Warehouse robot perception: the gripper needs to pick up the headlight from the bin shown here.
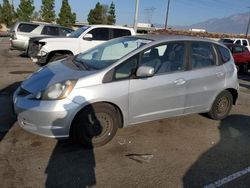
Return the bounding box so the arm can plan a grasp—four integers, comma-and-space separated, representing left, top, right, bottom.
36, 80, 77, 100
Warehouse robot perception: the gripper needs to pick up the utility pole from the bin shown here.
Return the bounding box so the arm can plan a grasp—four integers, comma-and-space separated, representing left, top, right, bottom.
165, 0, 171, 30
134, 0, 139, 33
246, 7, 250, 38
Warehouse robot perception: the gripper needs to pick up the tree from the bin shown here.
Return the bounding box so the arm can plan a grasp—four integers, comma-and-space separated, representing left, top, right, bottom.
16, 0, 35, 22
107, 2, 116, 25
87, 2, 116, 25
57, 0, 76, 27
32, 11, 41, 21
40, 0, 56, 23
0, 0, 16, 27
87, 2, 105, 24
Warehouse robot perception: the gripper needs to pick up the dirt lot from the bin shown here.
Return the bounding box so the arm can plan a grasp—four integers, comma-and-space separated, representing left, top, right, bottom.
1, 37, 250, 188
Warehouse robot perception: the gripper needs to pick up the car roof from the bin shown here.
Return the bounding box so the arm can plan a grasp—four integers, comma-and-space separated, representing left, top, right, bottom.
128, 34, 222, 44
88, 24, 134, 31
14, 21, 72, 29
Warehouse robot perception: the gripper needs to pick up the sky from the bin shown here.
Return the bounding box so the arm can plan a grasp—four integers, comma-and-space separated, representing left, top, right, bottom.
5, 0, 250, 26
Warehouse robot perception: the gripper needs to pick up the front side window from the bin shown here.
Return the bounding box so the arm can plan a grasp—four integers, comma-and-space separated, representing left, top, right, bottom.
88, 28, 110, 40
139, 42, 185, 74
75, 37, 152, 70
191, 42, 216, 69
114, 56, 138, 80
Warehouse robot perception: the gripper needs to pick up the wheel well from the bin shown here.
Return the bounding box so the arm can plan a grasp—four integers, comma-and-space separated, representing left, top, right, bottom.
47, 50, 73, 62
70, 102, 124, 134
226, 88, 238, 105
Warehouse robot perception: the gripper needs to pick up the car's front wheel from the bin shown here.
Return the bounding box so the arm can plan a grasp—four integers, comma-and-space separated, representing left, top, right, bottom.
207, 90, 233, 120
71, 103, 121, 148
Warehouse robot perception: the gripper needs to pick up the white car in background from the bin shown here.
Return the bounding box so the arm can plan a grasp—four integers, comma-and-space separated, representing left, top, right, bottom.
29, 25, 136, 66
10, 21, 74, 52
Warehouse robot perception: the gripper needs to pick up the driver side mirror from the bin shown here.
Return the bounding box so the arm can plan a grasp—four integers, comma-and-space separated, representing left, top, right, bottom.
83, 33, 93, 41
136, 66, 155, 78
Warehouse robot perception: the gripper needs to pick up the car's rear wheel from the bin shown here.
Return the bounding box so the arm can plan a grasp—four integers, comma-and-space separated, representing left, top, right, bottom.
207, 90, 233, 120
71, 103, 121, 148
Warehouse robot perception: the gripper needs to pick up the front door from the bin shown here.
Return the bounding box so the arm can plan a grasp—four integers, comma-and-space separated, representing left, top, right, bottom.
128, 42, 188, 124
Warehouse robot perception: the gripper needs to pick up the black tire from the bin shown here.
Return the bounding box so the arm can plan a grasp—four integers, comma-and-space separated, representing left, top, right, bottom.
49, 54, 70, 63
207, 90, 233, 120
71, 103, 121, 148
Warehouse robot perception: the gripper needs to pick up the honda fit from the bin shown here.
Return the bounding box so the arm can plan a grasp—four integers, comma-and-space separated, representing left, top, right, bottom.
13, 35, 239, 147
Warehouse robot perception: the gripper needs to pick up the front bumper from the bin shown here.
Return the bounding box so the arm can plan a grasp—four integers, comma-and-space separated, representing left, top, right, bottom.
13, 88, 81, 138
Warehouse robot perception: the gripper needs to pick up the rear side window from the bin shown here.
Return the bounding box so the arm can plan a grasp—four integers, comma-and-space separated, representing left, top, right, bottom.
218, 46, 231, 63
243, 40, 248, 46
17, 23, 39, 32
191, 42, 216, 69
88, 28, 110, 40
41, 26, 59, 36
112, 29, 131, 39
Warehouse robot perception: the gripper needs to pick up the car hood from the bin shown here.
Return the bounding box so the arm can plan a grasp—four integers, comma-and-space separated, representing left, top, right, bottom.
30, 36, 65, 43
21, 58, 96, 94
40, 37, 78, 43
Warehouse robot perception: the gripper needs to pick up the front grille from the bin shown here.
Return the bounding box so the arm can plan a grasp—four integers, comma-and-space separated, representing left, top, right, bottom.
18, 88, 31, 97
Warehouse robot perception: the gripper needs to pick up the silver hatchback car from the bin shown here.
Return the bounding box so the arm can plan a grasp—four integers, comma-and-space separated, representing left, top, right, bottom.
13, 35, 239, 148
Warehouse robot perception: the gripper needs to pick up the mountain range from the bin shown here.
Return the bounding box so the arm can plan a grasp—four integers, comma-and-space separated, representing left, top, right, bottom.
156, 12, 250, 34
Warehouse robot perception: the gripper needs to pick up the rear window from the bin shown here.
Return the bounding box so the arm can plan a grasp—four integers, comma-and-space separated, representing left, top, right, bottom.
17, 23, 39, 33
112, 29, 131, 38
218, 46, 231, 63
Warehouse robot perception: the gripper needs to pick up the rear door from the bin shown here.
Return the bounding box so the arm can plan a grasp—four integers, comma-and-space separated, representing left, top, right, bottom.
184, 42, 226, 114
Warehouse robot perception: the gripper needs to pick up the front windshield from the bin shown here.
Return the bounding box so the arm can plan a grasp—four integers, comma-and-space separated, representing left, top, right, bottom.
69, 26, 90, 38
75, 37, 152, 70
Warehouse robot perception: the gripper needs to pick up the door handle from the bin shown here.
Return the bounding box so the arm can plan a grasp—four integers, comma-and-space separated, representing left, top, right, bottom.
174, 78, 186, 85
216, 72, 225, 77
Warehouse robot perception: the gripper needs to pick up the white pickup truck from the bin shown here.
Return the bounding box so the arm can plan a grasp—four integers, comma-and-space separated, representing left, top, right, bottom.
220, 38, 250, 51
29, 25, 136, 65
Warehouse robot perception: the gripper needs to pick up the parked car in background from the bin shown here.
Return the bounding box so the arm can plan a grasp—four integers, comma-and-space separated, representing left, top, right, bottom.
220, 38, 250, 51
29, 25, 136, 66
10, 22, 74, 52
14, 35, 239, 148
225, 43, 250, 72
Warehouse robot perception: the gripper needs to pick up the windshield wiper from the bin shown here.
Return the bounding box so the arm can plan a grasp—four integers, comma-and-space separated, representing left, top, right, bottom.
73, 57, 88, 70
